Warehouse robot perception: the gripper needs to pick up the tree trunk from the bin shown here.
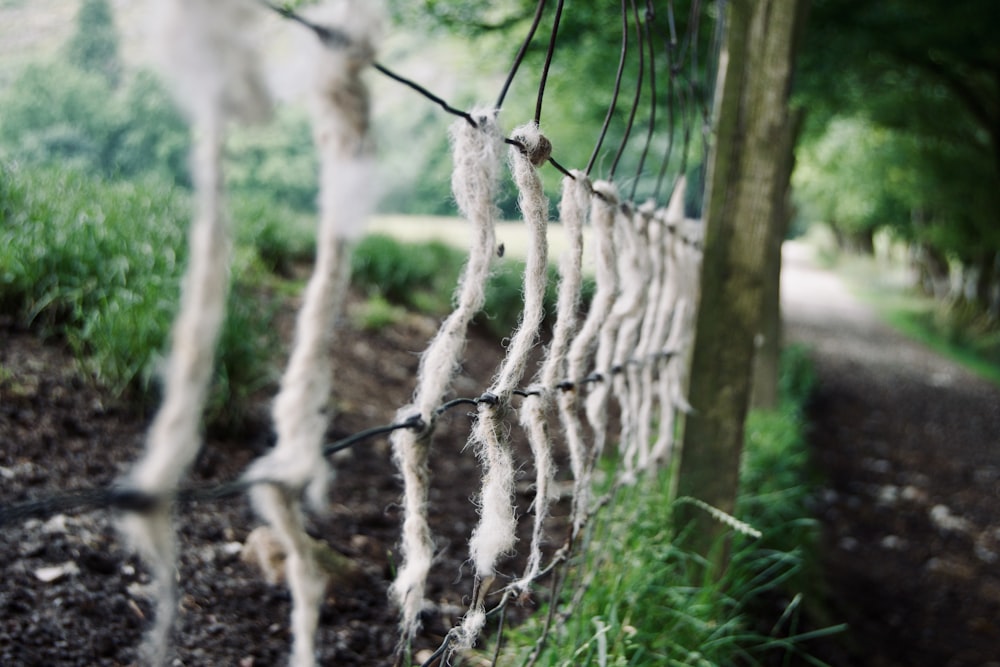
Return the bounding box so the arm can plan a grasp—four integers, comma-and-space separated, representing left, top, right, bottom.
751, 108, 804, 411
674, 0, 806, 568
913, 242, 951, 299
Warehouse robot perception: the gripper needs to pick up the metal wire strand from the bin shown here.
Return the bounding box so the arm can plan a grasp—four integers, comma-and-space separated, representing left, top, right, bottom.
495, 0, 549, 112
0, 333, 707, 529
585, 0, 630, 177
534, 0, 566, 124
630, 1, 658, 201
609, 0, 645, 181
258, 0, 479, 128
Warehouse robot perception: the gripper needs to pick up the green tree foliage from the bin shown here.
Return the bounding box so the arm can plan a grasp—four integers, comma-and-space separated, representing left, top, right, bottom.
0, 0, 191, 186
0, 61, 122, 172
65, 0, 121, 86
0, 62, 190, 185
795, 0, 1000, 306
117, 70, 191, 186
225, 108, 319, 212
793, 118, 915, 251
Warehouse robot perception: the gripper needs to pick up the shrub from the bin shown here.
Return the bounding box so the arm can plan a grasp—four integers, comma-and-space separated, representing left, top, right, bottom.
231, 192, 317, 276
0, 62, 190, 185
350, 233, 464, 313
0, 163, 279, 424
0, 165, 188, 380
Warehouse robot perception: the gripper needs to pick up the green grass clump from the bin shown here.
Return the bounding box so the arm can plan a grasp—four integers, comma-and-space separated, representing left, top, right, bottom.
232, 192, 317, 277
0, 163, 285, 423
498, 347, 838, 666
1, 164, 188, 394
350, 232, 594, 339
353, 294, 406, 332
350, 233, 464, 314
0, 164, 592, 429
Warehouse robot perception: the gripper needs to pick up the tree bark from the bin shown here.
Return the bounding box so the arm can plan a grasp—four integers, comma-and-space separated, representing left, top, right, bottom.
751, 108, 804, 411
674, 0, 806, 567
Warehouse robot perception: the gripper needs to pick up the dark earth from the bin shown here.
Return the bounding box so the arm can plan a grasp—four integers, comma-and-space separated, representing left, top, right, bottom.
0, 289, 568, 667
2, 244, 999, 666
783, 244, 1000, 667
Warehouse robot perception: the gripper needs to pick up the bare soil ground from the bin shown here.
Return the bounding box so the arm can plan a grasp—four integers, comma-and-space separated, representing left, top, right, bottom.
0, 295, 564, 666
782, 243, 1000, 667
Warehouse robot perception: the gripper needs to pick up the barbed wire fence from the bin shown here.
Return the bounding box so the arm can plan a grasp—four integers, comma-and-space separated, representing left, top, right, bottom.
0, 0, 728, 665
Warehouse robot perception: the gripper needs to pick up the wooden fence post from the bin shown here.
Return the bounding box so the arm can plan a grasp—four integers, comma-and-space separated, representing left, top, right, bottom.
674, 0, 806, 571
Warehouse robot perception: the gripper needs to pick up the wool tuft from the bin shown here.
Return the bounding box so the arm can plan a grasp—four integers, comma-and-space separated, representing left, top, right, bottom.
579, 182, 621, 465
634, 203, 667, 465
123, 109, 229, 666
650, 179, 697, 465
562, 180, 618, 533
149, 0, 271, 125
608, 206, 651, 477
462, 122, 550, 648
467, 123, 550, 568
389, 109, 503, 639
517, 167, 587, 590
242, 4, 382, 665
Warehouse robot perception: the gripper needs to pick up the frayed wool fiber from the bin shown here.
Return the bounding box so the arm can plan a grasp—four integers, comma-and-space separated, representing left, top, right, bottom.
645, 180, 691, 466
389, 109, 503, 639
582, 183, 624, 462
241, 4, 382, 666
633, 206, 667, 465
517, 167, 587, 591
467, 124, 550, 576
561, 179, 618, 533
459, 122, 551, 647
148, 0, 271, 125
608, 207, 651, 478
122, 0, 275, 657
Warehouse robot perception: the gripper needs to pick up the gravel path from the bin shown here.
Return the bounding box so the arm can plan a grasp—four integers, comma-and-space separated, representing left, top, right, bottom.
781, 242, 1000, 667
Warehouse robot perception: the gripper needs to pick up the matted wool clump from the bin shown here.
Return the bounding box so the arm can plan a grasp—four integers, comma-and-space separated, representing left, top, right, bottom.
517, 167, 588, 592
455, 123, 551, 649
242, 4, 383, 666
120, 1, 272, 663
389, 109, 504, 639
562, 180, 619, 534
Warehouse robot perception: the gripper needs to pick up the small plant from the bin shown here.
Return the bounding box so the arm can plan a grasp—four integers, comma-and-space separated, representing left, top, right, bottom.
353, 294, 405, 332
232, 192, 317, 276
496, 347, 840, 666
350, 233, 464, 313
0, 163, 287, 425
0, 164, 189, 394
349, 232, 595, 339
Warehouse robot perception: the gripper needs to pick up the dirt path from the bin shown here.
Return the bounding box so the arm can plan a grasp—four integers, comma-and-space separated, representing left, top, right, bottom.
781, 242, 1000, 667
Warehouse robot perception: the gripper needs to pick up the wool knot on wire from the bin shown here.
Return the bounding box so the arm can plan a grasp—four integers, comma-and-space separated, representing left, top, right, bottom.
511, 125, 553, 167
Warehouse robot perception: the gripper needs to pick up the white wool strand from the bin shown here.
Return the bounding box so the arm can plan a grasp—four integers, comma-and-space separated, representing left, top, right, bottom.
510, 131, 581, 593
244, 6, 380, 664
608, 207, 651, 478
460, 122, 550, 646
150, 0, 271, 125
389, 109, 503, 638
582, 183, 624, 462
561, 180, 617, 533
647, 181, 691, 466
632, 203, 665, 468
123, 112, 229, 665
517, 170, 587, 589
